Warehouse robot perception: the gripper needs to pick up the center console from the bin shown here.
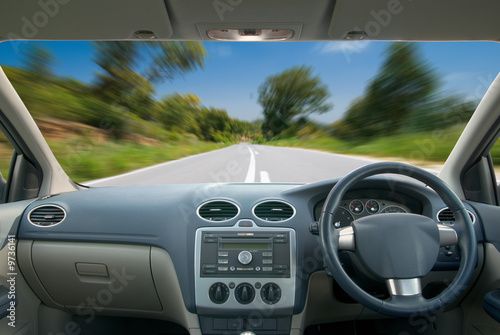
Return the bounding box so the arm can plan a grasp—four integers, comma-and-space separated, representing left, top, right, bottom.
194, 220, 296, 334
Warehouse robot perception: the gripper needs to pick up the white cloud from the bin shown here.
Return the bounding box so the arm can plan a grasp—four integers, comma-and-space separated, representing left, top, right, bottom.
442, 71, 480, 83
315, 41, 371, 54
216, 44, 232, 57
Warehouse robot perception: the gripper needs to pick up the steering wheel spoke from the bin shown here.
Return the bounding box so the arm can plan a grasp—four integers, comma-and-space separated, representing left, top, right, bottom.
386, 278, 422, 297
338, 226, 355, 250
438, 224, 458, 246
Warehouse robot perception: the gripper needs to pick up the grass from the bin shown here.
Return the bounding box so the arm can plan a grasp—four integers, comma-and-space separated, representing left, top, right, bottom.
269, 126, 466, 166
46, 137, 229, 183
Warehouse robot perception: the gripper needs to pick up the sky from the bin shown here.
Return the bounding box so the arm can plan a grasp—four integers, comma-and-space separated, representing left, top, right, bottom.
0, 40, 499, 124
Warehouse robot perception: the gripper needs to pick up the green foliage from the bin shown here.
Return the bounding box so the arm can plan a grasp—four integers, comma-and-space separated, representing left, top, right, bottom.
20, 43, 56, 79
91, 41, 207, 120
157, 93, 202, 133
271, 125, 466, 164
258, 66, 332, 139
334, 43, 441, 141
47, 136, 228, 182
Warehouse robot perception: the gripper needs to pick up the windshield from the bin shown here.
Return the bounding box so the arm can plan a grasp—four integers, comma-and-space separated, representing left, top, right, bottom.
0, 41, 499, 186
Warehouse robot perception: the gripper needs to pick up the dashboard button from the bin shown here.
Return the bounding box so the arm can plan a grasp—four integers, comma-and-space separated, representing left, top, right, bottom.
262, 251, 273, 257
218, 259, 228, 264
218, 251, 228, 257
228, 318, 242, 330
213, 318, 227, 330
202, 264, 217, 274
262, 319, 277, 330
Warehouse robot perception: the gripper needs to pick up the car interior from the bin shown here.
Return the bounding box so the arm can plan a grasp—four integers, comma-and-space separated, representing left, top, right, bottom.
1, 1, 500, 334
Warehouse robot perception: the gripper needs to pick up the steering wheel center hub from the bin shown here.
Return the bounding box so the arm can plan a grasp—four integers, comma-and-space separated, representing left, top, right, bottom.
353, 213, 440, 279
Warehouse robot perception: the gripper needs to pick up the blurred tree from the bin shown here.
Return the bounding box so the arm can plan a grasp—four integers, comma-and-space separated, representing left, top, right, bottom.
92, 41, 207, 119
258, 66, 332, 139
21, 44, 56, 79
197, 107, 233, 142
336, 43, 439, 140
157, 93, 202, 133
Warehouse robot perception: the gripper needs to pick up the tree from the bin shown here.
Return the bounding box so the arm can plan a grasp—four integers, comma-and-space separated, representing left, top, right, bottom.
157, 93, 202, 133
92, 41, 207, 119
21, 44, 56, 79
258, 66, 332, 139
196, 107, 233, 142
335, 43, 439, 140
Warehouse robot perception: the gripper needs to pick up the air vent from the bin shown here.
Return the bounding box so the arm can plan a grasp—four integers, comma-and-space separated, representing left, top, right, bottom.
253, 201, 295, 222
28, 205, 66, 227
198, 200, 239, 222
437, 207, 475, 224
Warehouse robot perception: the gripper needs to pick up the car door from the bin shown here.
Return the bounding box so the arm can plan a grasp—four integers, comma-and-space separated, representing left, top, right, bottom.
0, 66, 79, 334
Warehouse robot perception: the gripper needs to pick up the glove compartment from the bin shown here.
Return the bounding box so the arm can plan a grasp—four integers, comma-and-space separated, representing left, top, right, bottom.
28, 241, 162, 312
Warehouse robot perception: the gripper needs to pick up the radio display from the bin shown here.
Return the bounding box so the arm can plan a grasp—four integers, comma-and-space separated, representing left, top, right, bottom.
221, 243, 270, 250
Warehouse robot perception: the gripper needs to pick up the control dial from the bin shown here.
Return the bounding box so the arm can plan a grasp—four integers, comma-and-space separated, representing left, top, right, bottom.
235, 283, 255, 304
238, 250, 253, 265
261, 283, 281, 305
209, 282, 229, 304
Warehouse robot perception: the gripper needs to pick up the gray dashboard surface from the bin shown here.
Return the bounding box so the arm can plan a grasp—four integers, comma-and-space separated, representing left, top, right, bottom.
16, 177, 482, 313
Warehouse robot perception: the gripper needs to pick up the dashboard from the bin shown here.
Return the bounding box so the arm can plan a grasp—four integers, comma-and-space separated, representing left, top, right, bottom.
13, 176, 484, 335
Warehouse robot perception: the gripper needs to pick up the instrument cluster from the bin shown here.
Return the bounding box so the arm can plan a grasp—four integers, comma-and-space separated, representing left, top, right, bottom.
314, 198, 411, 229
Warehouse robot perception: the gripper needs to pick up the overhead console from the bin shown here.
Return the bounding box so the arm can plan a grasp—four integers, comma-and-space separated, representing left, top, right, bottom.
195, 220, 296, 334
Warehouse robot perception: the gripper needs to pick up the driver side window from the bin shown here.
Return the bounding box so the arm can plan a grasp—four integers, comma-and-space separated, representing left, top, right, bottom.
0, 130, 13, 203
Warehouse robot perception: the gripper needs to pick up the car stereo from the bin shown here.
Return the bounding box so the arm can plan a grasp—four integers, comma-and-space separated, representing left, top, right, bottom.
194, 220, 296, 315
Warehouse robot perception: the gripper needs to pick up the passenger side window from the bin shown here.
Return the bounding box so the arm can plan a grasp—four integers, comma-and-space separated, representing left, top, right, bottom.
491, 138, 500, 185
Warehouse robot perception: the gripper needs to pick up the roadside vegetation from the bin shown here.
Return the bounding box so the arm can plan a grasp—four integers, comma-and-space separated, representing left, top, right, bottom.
1, 41, 483, 182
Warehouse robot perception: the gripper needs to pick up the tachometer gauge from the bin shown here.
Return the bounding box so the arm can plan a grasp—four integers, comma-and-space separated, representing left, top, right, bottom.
365, 200, 380, 214
333, 207, 354, 228
380, 205, 407, 213
349, 200, 364, 214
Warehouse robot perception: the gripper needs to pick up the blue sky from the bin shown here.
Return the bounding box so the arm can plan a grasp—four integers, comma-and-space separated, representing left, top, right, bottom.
0, 40, 499, 124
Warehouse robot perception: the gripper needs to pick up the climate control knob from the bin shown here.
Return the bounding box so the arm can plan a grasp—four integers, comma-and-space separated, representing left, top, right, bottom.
209, 282, 229, 304
238, 250, 253, 265
235, 283, 255, 304
261, 283, 281, 304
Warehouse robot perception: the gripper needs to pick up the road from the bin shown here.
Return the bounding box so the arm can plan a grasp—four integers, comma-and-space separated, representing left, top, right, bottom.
85, 144, 379, 187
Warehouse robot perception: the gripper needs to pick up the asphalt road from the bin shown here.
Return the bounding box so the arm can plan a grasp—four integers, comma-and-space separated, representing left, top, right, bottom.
85, 144, 378, 187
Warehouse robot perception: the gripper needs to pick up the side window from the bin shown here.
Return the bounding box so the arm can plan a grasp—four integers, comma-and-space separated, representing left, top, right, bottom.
491, 138, 500, 185
0, 130, 13, 203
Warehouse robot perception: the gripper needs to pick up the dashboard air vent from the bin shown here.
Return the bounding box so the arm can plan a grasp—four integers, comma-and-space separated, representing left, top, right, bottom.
437, 207, 475, 224
253, 201, 295, 222
28, 205, 66, 227
198, 200, 239, 221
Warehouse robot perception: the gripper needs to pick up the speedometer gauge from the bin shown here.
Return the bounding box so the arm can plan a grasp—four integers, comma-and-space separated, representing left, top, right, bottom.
380, 205, 407, 213
333, 207, 354, 228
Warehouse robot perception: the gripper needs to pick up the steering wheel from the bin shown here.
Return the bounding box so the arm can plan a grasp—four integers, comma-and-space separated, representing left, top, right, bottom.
319, 162, 477, 317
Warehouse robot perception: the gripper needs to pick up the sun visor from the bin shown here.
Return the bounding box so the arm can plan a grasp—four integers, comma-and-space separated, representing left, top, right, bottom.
329, 0, 500, 41
0, 0, 173, 41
